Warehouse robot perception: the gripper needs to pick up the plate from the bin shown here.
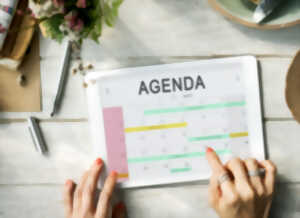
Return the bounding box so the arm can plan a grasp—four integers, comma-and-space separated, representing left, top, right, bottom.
286, 50, 300, 123
208, 0, 300, 29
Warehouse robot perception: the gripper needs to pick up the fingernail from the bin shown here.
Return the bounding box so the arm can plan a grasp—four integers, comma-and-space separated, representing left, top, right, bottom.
116, 202, 126, 210
206, 147, 214, 153
111, 171, 118, 178
95, 158, 103, 165
65, 179, 72, 186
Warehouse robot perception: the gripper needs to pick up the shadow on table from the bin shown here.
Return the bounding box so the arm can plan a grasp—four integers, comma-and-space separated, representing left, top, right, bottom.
114, 176, 300, 218
270, 176, 300, 218
153, 0, 300, 51
228, 21, 300, 49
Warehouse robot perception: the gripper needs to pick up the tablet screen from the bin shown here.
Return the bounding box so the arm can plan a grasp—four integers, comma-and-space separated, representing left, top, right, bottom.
85, 56, 264, 188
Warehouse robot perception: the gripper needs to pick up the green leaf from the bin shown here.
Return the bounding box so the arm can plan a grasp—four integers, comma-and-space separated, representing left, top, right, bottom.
41, 14, 64, 42
89, 18, 102, 43
103, 0, 123, 27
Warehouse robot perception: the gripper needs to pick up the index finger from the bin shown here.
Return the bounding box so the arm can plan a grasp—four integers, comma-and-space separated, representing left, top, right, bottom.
206, 147, 226, 174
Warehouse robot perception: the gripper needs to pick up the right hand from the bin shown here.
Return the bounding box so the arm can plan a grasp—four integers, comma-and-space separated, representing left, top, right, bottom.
206, 147, 277, 218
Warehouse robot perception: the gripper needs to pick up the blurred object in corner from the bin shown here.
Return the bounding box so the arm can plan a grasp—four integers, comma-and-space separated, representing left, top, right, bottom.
208, 0, 300, 29
0, 0, 19, 50
0, 0, 41, 112
0, 33, 41, 112
0, 0, 36, 70
253, 0, 283, 23
285, 50, 300, 123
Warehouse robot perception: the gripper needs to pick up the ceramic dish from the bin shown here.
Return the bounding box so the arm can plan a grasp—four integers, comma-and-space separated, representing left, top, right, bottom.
208, 0, 300, 29
286, 50, 300, 123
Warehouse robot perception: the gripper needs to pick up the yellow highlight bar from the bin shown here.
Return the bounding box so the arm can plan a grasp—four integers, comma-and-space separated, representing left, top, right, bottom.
117, 173, 129, 179
229, 132, 248, 138
125, 122, 187, 133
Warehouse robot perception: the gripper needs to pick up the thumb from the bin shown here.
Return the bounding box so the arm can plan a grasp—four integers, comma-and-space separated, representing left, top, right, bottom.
112, 202, 127, 218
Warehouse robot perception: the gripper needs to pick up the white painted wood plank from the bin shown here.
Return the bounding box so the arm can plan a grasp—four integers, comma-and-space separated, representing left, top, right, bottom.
81, 0, 300, 59
260, 58, 293, 118
0, 121, 299, 184
0, 183, 299, 218
265, 121, 300, 183
0, 184, 215, 218
0, 122, 93, 184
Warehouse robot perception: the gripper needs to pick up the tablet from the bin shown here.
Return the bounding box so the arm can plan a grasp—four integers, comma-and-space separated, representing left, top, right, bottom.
85, 56, 265, 188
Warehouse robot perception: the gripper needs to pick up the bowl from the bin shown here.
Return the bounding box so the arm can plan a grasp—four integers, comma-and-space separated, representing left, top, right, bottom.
286, 50, 300, 123
208, 0, 300, 29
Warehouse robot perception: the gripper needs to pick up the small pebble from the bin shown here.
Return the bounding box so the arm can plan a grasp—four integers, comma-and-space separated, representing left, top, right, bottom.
83, 82, 88, 88
79, 63, 84, 71
17, 74, 26, 86
72, 68, 77, 75
87, 64, 93, 69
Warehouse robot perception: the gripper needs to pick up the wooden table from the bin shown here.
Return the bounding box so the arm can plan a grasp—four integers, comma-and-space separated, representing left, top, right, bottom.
1, 1, 300, 217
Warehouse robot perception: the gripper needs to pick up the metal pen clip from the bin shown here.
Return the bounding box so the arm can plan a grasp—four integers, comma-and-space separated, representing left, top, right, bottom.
27, 117, 48, 155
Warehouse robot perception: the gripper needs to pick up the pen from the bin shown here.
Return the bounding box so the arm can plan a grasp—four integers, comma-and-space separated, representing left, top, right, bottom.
28, 117, 48, 154
51, 40, 72, 117
253, 0, 282, 23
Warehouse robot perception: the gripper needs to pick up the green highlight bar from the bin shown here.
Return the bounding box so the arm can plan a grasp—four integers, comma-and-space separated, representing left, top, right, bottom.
170, 167, 192, 173
144, 101, 246, 115
188, 132, 248, 142
127, 149, 231, 163
189, 134, 229, 142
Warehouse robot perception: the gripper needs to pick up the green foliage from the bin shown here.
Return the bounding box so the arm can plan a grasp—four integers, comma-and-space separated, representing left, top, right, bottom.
42, 0, 123, 43
42, 14, 64, 42
103, 0, 123, 27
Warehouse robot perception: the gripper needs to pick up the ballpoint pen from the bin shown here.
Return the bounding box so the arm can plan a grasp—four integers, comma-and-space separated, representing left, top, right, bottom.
28, 116, 48, 154
51, 40, 72, 117
253, 0, 282, 23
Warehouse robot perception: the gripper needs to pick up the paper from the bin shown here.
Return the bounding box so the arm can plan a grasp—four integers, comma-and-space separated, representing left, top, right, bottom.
0, 33, 41, 112
85, 56, 265, 188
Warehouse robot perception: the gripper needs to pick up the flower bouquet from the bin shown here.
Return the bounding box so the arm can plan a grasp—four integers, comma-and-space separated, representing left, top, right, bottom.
29, 0, 123, 44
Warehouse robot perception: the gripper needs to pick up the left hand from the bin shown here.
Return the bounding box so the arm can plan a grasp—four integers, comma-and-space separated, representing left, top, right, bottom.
63, 158, 126, 218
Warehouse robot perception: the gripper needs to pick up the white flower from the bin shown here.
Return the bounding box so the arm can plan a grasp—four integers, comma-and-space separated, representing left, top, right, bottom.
29, 0, 63, 18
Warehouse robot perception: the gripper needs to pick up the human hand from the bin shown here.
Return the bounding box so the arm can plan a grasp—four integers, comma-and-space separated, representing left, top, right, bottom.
206, 147, 277, 218
63, 158, 126, 218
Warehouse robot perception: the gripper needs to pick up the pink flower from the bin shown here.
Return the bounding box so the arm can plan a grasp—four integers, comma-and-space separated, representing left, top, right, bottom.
16, 9, 24, 15
64, 11, 84, 32
52, 0, 64, 7
73, 19, 83, 31
76, 0, 86, 8
0, 24, 6, 33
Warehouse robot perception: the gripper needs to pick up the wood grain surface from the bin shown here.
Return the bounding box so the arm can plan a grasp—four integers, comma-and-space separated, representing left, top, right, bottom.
0, 0, 299, 217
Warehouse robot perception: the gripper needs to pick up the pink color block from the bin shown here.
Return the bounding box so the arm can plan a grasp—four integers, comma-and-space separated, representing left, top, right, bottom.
103, 107, 129, 182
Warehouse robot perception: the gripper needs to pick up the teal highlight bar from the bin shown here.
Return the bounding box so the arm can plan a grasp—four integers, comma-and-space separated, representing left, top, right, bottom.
189, 134, 229, 142
170, 167, 192, 173
127, 149, 231, 163
144, 101, 246, 115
